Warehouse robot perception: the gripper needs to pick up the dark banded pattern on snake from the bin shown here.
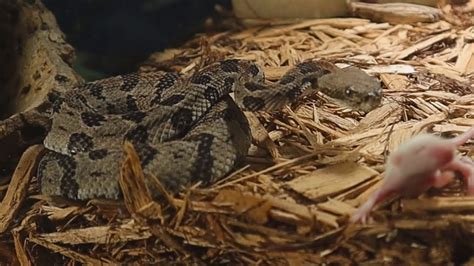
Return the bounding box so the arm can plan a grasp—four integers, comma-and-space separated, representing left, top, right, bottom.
37, 59, 382, 200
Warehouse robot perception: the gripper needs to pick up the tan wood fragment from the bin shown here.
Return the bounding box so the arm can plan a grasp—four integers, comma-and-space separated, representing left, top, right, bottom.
245, 112, 280, 159
356, 102, 403, 133
337, 176, 383, 205
432, 124, 473, 133
119, 142, 163, 221
312, 30, 332, 42
336, 113, 447, 144
402, 197, 474, 212
424, 64, 467, 82
380, 73, 410, 91
0, 145, 43, 234
455, 43, 474, 74
37, 220, 152, 245
266, 196, 314, 222
449, 118, 474, 126
287, 162, 379, 201
285, 107, 321, 149
28, 237, 111, 265
310, 25, 364, 41
13, 229, 30, 266
256, 18, 370, 38
317, 198, 357, 216
396, 31, 453, 60
411, 91, 461, 101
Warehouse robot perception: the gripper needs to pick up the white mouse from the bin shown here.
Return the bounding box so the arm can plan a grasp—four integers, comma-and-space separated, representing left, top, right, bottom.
350, 126, 474, 223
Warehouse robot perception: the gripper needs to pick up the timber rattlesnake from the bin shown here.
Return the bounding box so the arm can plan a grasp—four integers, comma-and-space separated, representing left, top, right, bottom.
34, 59, 382, 200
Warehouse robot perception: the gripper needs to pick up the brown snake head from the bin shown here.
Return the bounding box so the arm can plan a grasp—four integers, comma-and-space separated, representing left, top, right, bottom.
317, 66, 382, 113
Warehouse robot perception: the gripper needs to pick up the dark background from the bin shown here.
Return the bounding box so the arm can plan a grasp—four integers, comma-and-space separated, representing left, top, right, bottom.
43, 0, 232, 80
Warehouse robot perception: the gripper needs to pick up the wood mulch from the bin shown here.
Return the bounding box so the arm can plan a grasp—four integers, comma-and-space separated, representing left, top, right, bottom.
1, 2, 474, 265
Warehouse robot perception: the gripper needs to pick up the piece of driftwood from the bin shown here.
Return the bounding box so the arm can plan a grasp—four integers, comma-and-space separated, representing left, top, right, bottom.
348, 1, 443, 24
0, 0, 81, 201
0, 0, 81, 118
232, 0, 349, 19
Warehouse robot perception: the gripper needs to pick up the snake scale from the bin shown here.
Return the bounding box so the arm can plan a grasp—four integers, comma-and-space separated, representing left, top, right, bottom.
36, 59, 382, 200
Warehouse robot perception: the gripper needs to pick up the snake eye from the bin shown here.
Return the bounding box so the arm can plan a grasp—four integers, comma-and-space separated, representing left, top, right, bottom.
345, 86, 355, 97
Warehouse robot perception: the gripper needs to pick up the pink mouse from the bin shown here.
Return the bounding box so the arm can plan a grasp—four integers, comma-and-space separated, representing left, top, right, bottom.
350, 126, 474, 223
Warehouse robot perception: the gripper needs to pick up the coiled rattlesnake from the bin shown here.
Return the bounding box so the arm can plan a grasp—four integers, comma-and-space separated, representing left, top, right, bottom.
35, 59, 382, 200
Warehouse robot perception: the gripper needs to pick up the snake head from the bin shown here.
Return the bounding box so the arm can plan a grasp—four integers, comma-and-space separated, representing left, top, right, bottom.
317, 67, 382, 113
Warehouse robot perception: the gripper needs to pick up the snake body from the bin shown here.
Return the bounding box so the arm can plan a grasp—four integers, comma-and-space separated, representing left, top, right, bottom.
37, 59, 382, 200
